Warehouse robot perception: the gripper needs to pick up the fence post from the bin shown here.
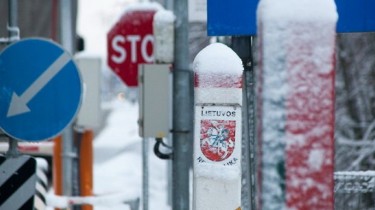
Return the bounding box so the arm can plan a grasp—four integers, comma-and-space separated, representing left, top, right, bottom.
53, 136, 63, 210
193, 43, 243, 210
79, 129, 93, 210
256, 0, 338, 209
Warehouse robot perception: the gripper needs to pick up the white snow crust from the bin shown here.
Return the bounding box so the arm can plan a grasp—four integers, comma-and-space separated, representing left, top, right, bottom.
154, 9, 175, 23
122, 1, 163, 13
193, 43, 243, 75
153, 9, 175, 63
258, 0, 338, 22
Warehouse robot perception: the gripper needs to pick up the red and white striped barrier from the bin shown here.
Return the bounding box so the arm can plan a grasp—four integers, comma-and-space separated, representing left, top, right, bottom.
0, 141, 53, 156
256, 0, 337, 209
193, 43, 243, 210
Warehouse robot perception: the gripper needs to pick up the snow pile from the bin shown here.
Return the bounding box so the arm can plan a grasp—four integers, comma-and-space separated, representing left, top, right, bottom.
93, 100, 170, 210
153, 9, 175, 63
193, 43, 243, 105
257, 0, 337, 209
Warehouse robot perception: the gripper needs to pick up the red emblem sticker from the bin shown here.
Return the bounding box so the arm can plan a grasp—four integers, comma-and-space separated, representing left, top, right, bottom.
200, 120, 236, 162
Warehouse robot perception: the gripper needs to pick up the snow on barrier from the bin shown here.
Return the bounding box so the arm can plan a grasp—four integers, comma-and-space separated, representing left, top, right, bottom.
193, 43, 243, 210
334, 171, 375, 193
256, 0, 338, 209
334, 171, 375, 209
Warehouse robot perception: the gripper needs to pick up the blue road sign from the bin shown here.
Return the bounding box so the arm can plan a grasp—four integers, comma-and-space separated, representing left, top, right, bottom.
208, 0, 375, 35
0, 38, 82, 142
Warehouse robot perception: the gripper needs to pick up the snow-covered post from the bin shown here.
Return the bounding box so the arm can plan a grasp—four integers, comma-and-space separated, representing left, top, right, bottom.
256, 0, 337, 209
153, 9, 175, 63
193, 43, 243, 210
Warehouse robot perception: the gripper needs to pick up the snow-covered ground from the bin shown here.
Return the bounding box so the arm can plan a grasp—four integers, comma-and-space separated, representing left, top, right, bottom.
93, 99, 170, 210
47, 99, 170, 209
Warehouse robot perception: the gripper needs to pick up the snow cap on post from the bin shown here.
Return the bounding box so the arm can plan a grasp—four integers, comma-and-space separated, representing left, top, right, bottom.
120, 1, 163, 13
153, 9, 175, 63
193, 43, 243, 105
257, 0, 338, 22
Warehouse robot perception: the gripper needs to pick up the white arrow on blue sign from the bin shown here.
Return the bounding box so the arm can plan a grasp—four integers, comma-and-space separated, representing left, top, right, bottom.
0, 38, 82, 142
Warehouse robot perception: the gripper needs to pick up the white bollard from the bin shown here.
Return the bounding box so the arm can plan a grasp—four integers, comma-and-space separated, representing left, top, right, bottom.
256, 0, 338, 209
193, 43, 243, 210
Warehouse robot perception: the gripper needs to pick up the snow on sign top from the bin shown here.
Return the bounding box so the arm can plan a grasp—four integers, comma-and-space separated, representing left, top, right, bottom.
154, 9, 175, 23
193, 43, 243, 75
257, 0, 338, 22
154, 9, 175, 63
121, 1, 163, 14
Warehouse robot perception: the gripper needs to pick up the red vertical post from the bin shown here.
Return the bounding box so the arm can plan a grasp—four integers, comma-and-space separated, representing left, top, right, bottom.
53, 136, 63, 210
80, 129, 93, 210
256, 0, 338, 209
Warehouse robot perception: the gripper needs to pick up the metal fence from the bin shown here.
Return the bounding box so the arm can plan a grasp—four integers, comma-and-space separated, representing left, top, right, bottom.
335, 171, 375, 209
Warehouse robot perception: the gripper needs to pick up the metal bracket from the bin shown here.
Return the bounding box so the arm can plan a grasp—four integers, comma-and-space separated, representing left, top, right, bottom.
0, 24, 20, 44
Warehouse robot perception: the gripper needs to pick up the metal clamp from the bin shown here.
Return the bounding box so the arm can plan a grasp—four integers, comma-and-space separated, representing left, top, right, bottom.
0, 25, 20, 44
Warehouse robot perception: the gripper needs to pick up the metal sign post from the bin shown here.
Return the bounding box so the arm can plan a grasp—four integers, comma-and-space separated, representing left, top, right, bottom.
6, 0, 19, 158
193, 43, 243, 210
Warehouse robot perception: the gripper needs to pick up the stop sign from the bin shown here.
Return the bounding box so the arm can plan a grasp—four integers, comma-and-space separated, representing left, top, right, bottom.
107, 8, 157, 87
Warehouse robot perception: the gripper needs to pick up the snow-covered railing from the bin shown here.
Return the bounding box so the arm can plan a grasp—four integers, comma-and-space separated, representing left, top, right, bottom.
334, 171, 375, 193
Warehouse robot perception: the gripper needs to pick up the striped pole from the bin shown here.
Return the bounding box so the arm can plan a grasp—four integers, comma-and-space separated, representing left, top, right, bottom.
256, 0, 337, 209
0, 155, 37, 209
35, 158, 49, 210
193, 43, 243, 210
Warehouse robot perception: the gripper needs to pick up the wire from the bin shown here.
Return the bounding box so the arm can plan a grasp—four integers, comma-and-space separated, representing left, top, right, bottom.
153, 138, 173, 160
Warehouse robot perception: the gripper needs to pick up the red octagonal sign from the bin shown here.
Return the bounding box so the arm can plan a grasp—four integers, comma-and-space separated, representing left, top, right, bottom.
107, 7, 158, 87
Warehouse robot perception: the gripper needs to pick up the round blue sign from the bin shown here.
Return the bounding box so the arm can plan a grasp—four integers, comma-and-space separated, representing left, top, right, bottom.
0, 38, 82, 142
